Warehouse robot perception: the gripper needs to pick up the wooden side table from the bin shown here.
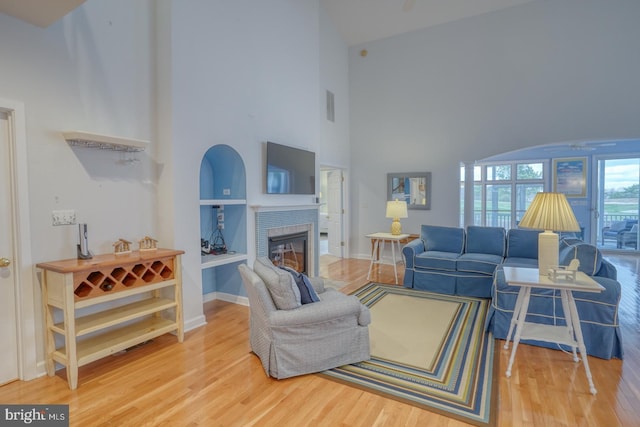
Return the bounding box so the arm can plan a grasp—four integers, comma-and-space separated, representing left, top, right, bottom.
502, 266, 604, 395
365, 232, 410, 284
36, 248, 184, 389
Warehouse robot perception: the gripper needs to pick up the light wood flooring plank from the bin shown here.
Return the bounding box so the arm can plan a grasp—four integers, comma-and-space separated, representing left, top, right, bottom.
0, 255, 638, 426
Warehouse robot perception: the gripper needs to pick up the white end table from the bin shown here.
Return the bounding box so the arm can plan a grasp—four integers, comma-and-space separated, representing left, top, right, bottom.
502, 266, 604, 395
365, 232, 409, 284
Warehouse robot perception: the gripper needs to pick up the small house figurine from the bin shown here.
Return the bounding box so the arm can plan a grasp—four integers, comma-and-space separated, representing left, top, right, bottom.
113, 238, 132, 255
139, 236, 158, 251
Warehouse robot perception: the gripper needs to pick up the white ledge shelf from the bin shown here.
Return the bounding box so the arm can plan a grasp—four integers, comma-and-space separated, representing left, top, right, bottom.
201, 252, 248, 269
63, 131, 149, 152
200, 199, 246, 206
250, 204, 320, 212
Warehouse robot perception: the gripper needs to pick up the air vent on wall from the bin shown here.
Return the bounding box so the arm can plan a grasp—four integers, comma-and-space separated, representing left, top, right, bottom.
63, 131, 149, 152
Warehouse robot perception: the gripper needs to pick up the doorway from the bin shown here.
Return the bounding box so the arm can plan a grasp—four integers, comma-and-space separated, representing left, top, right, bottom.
596, 157, 640, 251
319, 167, 345, 260
0, 98, 36, 383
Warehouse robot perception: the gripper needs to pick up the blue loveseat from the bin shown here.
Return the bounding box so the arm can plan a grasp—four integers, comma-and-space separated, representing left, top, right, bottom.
402, 225, 623, 359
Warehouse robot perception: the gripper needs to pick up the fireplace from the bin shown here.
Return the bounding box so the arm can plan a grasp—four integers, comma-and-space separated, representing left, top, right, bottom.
268, 231, 308, 273
254, 205, 319, 276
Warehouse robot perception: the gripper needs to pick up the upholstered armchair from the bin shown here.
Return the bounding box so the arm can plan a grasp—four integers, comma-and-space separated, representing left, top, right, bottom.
238, 257, 370, 379
602, 219, 637, 247
620, 224, 638, 249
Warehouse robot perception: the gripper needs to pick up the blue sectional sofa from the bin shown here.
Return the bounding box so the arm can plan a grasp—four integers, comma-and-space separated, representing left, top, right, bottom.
402, 225, 623, 359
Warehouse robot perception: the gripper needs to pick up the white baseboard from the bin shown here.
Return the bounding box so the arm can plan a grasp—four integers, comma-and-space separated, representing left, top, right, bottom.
203, 291, 249, 306
184, 314, 207, 332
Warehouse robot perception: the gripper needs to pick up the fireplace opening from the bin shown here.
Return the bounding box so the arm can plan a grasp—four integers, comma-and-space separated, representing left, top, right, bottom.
269, 231, 308, 274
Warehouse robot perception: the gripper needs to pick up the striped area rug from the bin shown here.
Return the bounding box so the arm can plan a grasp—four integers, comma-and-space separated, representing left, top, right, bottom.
321, 283, 498, 426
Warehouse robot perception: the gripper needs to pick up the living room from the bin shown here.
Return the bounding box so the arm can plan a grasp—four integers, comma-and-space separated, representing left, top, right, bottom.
1, 0, 639, 425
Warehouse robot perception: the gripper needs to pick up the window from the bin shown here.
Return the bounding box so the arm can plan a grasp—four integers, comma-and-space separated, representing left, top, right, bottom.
462, 162, 546, 230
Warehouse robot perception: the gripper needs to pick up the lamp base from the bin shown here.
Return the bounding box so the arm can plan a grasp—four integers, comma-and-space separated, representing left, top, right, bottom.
538, 230, 559, 275
390, 218, 402, 235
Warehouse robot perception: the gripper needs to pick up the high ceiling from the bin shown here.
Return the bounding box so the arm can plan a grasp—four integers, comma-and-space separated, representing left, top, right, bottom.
321, 0, 536, 46
0, 0, 85, 28
0, 1, 536, 42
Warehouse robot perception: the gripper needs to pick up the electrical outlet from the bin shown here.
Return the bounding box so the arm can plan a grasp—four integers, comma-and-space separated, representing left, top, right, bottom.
218, 223, 224, 230
52, 210, 77, 226
223, 188, 231, 195
217, 213, 224, 222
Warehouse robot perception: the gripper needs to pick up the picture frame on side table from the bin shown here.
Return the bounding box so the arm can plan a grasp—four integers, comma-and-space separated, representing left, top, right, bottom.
553, 158, 586, 198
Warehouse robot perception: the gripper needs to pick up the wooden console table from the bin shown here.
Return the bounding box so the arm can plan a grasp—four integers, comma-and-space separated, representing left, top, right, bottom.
37, 248, 184, 389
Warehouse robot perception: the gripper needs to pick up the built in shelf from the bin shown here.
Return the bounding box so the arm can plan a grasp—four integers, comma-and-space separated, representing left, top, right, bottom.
63, 131, 149, 152
200, 199, 246, 206
201, 252, 248, 269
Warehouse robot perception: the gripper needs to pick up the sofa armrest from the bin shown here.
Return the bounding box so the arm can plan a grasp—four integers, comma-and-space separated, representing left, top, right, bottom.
596, 258, 618, 281
402, 238, 425, 269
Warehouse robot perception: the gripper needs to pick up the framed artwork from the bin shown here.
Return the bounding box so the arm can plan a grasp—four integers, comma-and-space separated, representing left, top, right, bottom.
387, 172, 431, 210
553, 158, 587, 197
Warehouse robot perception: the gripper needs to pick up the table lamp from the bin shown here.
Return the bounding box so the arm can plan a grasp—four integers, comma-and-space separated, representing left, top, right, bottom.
518, 192, 580, 274
386, 199, 408, 235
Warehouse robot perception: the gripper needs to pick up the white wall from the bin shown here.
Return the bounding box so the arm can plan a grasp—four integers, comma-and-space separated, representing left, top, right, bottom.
348, 0, 640, 257
0, 0, 155, 363
158, 0, 328, 329
319, 4, 350, 168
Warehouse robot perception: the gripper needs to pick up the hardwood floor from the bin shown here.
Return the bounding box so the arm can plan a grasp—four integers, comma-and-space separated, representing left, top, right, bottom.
1, 254, 639, 426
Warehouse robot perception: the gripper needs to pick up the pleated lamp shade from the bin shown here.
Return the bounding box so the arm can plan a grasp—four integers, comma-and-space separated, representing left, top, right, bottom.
518, 192, 580, 274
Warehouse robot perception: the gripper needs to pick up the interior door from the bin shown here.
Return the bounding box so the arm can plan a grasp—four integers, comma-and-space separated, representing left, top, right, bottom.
0, 111, 19, 385
326, 169, 343, 257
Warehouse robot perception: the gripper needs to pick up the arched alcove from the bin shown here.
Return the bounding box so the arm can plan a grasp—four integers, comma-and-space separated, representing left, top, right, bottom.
199, 144, 248, 300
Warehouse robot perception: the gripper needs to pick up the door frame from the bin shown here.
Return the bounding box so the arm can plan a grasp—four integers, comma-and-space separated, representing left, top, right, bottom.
1, 97, 37, 381
320, 165, 349, 258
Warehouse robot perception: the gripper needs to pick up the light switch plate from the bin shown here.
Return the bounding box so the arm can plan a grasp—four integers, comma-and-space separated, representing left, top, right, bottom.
52, 210, 77, 226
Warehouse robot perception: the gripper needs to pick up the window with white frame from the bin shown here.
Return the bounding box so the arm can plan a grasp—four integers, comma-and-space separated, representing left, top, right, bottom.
461, 161, 546, 230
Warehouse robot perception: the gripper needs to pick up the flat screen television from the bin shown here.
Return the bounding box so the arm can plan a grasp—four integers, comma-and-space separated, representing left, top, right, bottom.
266, 141, 316, 195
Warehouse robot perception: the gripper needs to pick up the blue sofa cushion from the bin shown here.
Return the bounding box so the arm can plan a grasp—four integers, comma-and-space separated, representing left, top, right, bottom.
559, 238, 602, 276
506, 228, 541, 259
421, 225, 465, 254
466, 226, 506, 257
415, 251, 459, 272
458, 253, 504, 275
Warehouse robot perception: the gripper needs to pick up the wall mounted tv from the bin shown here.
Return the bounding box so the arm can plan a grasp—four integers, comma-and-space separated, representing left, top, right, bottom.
266, 141, 316, 195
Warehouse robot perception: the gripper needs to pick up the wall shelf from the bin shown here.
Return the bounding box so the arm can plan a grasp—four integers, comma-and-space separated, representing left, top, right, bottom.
201, 252, 248, 269
200, 199, 246, 206
63, 131, 149, 152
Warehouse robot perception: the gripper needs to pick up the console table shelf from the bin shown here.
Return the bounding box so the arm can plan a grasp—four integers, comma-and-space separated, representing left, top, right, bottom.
37, 248, 184, 390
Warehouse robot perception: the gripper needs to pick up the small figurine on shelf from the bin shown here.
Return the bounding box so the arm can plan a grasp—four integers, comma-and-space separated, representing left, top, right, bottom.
139, 236, 158, 251
113, 238, 132, 255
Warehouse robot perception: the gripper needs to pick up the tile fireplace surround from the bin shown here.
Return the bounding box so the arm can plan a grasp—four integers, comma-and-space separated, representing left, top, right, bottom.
253, 205, 320, 276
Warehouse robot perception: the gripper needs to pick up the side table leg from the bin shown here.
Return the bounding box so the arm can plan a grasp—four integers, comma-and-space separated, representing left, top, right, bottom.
506, 287, 531, 378
559, 290, 579, 362
391, 240, 398, 284
567, 292, 597, 395
367, 239, 379, 280
504, 285, 526, 350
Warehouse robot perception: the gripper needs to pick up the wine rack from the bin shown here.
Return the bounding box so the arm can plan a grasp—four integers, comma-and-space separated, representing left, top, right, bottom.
37, 249, 184, 389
